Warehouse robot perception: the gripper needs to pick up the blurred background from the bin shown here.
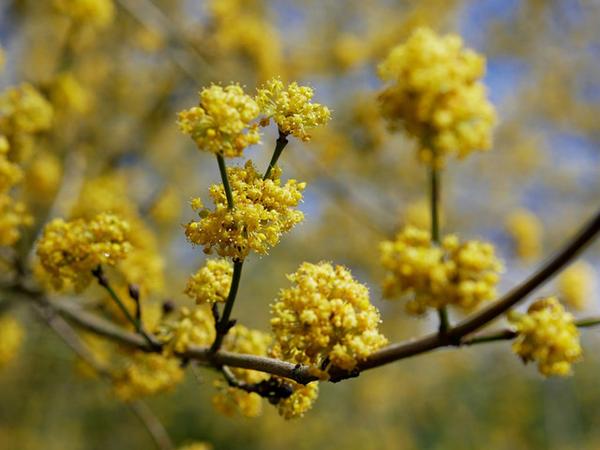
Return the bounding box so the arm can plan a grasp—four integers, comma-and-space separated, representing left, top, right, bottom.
0, 0, 599, 448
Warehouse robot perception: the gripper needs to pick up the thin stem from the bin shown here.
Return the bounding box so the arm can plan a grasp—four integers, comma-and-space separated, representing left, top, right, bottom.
210, 259, 243, 353
575, 317, 600, 328
216, 153, 234, 209
430, 163, 449, 334
263, 130, 289, 180
92, 266, 158, 349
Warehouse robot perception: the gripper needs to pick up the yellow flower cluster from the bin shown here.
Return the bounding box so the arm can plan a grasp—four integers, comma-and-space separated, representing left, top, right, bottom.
277, 381, 319, 420
0, 137, 32, 246
509, 297, 582, 377
380, 226, 503, 314
177, 84, 260, 157
0, 83, 53, 162
185, 161, 305, 260
558, 262, 596, 311
378, 27, 496, 166
0, 316, 24, 368
24, 151, 62, 204
158, 306, 215, 355
70, 173, 165, 295
36, 213, 131, 291
53, 0, 115, 29
256, 77, 331, 141
212, 325, 272, 418
184, 259, 232, 304
113, 352, 184, 401
270, 261, 387, 371
505, 209, 543, 262
50, 72, 92, 115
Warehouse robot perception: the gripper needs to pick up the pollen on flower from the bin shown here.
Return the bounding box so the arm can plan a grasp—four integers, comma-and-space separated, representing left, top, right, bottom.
256, 77, 331, 141
380, 226, 503, 314
378, 27, 496, 166
177, 83, 260, 157
508, 297, 582, 377
36, 213, 131, 291
270, 261, 387, 371
185, 258, 233, 304
157, 306, 215, 355
185, 161, 305, 260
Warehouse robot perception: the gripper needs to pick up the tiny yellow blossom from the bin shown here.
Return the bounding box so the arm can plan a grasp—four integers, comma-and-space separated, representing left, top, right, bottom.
185, 161, 305, 260
256, 77, 331, 141
158, 306, 215, 355
113, 352, 184, 401
184, 258, 232, 304
558, 261, 596, 311
271, 261, 387, 371
36, 213, 131, 291
380, 226, 503, 313
509, 297, 582, 377
53, 0, 115, 29
212, 325, 272, 418
50, 72, 92, 115
378, 27, 495, 166
0, 137, 22, 193
0, 316, 24, 368
177, 84, 260, 157
505, 208, 543, 262
0, 83, 53, 162
276, 381, 319, 420
24, 151, 62, 202
0, 195, 32, 246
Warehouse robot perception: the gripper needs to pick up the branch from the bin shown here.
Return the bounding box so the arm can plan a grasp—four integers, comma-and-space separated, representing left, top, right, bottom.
9, 208, 600, 384
34, 303, 174, 450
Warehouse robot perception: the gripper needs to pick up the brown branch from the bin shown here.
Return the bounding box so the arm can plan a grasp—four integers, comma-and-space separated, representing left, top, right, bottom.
34, 303, 174, 450
8, 208, 600, 385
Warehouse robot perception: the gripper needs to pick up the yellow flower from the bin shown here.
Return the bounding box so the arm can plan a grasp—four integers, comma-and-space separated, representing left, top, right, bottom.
185, 161, 305, 260
24, 151, 62, 203
256, 77, 331, 141
509, 297, 582, 377
378, 27, 495, 166
270, 261, 387, 371
558, 261, 596, 311
158, 306, 215, 355
36, 213, 131, 291
53, 0, 115, 29
185, 259, 233, 304
50, 72, 92, 115
276, 381, 319, 420
380, 226, 503, 313
212, 325, 272, 418
0, 137, 23, 193
0, 316, 24, 368
177, 84, 260, 157
505, 208, 543, 262
0, 83, 53, 162
113, 352, 184, 401
0, 83, 54, 136
0, 195, 32, 246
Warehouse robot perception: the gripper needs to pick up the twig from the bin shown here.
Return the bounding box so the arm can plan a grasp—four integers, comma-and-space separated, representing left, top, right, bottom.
34, 304, 174, 450
9, 208, 600, 385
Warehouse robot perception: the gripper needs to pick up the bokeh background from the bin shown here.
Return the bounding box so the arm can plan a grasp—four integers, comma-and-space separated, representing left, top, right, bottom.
1, 0, 599, 449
